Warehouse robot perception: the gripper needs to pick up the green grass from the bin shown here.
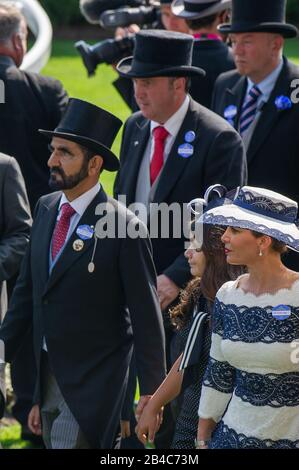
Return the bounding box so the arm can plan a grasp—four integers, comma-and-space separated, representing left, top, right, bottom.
1, 37, 298, 450
0, 424, 33, 449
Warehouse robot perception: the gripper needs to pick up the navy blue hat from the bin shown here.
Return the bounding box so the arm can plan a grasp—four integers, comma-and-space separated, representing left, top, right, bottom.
218, 0, 298, 38
200, 186, 299, 252
39, 98, 122, 172
117, 29, 206, 78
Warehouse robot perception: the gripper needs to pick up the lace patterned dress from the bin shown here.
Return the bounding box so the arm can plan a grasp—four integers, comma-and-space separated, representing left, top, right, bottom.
198, 277, 299, 449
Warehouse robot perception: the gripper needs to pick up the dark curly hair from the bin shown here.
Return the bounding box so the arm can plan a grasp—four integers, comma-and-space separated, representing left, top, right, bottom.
170, 224, 243, 330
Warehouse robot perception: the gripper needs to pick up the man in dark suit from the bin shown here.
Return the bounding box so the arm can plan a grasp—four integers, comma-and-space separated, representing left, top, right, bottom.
171, 0, 235, 109
0, 3, 68, 437
212, 0, 299, 269
114, 29, 247, 447
0, 99, 166, 449
0, 153, 31, 421
0, 154, 31, 323
0, 153, 31, 447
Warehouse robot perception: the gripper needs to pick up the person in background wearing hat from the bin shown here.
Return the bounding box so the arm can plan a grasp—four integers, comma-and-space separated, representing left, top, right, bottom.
172, 0, 235, 109
0, 98, 166, 449
0, 3, 68, 443
196, 185, 299, 449
113, 0, 189, 112
212, 0, 299, 270
114, 29, 247, 447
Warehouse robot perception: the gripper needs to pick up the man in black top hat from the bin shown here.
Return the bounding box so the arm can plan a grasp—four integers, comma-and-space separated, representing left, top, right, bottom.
112, 0, 189, 112
0, 98, 166, 449
212, 0, 299, 269
171, 0, 235, 109
114, 29, 247, 447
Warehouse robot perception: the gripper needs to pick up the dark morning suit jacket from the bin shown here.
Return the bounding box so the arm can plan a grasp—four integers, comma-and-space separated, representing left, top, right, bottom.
0, 154, 31, 419
0, 154, 31, 322
190, 39, 235, 109
212, 58, 299, 268
0, 188, 166, 448
0, 56, 68, 209
114, 98, 247, 288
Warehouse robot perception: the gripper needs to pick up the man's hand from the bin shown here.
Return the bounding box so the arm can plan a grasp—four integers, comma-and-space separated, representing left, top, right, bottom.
157, 275, 180, 311
120, 420, 131, 439
28, 404, 42, 436
115, 24, 140, 40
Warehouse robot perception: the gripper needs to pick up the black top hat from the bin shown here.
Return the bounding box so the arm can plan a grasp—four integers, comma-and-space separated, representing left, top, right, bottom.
116, 30, 206, 78
172, 0, 231, 20
39, 98, 122, 172
218, 0, 298, 38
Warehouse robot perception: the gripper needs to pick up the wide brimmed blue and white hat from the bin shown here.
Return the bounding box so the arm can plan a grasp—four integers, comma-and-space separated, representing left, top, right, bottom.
199, 186, 299, 252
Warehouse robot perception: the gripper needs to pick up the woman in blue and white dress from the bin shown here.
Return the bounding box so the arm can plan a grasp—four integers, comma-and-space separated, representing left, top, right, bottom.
196, 186, 299, 449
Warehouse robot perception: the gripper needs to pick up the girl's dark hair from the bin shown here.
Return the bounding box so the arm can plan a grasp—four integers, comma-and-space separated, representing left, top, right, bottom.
170, 224, 243, 329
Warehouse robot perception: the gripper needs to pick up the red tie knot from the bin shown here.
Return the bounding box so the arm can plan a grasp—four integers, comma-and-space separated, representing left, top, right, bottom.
60, 203, 76, 219
153, 126, 169, 142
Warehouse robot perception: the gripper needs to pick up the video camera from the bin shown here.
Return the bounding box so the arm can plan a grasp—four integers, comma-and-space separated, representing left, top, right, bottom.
79, 0, 160, 28
76, 0, 161, 77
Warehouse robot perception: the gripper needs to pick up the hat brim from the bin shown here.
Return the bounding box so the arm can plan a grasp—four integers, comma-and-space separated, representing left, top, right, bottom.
218, 22, 299, 38
116, 56, 206, 78
39, 130, 119, 172
172, 0, 231, 20
200, 203, 299, 252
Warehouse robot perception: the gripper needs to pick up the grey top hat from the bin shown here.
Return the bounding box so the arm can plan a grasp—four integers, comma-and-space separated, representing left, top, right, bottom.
172, 0, 231, 20
117, 30, 206, 78
218, 0, 298, 38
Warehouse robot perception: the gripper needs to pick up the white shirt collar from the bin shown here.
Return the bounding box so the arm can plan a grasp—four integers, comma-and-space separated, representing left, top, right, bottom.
247, 59, 284, 102
59, 183, 101, 217
150, 95, 190, 137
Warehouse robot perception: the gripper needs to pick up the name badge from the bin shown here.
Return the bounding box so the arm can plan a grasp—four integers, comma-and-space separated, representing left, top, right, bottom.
76, 225, 94, 240
224, 105, 237, 120
272, 305, 291, 321
178, 143, 194, 158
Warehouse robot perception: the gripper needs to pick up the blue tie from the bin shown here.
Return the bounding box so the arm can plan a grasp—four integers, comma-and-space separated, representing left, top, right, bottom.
239, 85, 262, 137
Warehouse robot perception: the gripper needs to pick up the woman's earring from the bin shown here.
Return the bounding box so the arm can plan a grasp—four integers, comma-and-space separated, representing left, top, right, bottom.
259, 248, 263, 257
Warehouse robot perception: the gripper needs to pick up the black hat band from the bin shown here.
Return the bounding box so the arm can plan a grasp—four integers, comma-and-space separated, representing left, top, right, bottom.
184, 1, 220, 13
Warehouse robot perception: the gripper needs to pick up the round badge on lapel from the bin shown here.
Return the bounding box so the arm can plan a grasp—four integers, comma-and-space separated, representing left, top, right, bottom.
272, 304, 291, 321
73, 239, 84, 252
184, 131, 196, 143
224, 105, 237, 120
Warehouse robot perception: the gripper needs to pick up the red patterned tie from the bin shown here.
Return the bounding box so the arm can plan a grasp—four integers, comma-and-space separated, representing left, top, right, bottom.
51, 203, 76, 260
150, 126, 169, 186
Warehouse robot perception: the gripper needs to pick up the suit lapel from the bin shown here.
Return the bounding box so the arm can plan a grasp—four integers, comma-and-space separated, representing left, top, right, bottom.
222, 76, 247, 130
153, 100, 201, 204
247, 59, 292, 164
35, 193, 61, 287
125, 117, 150, 205
43, 189, 108, 295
